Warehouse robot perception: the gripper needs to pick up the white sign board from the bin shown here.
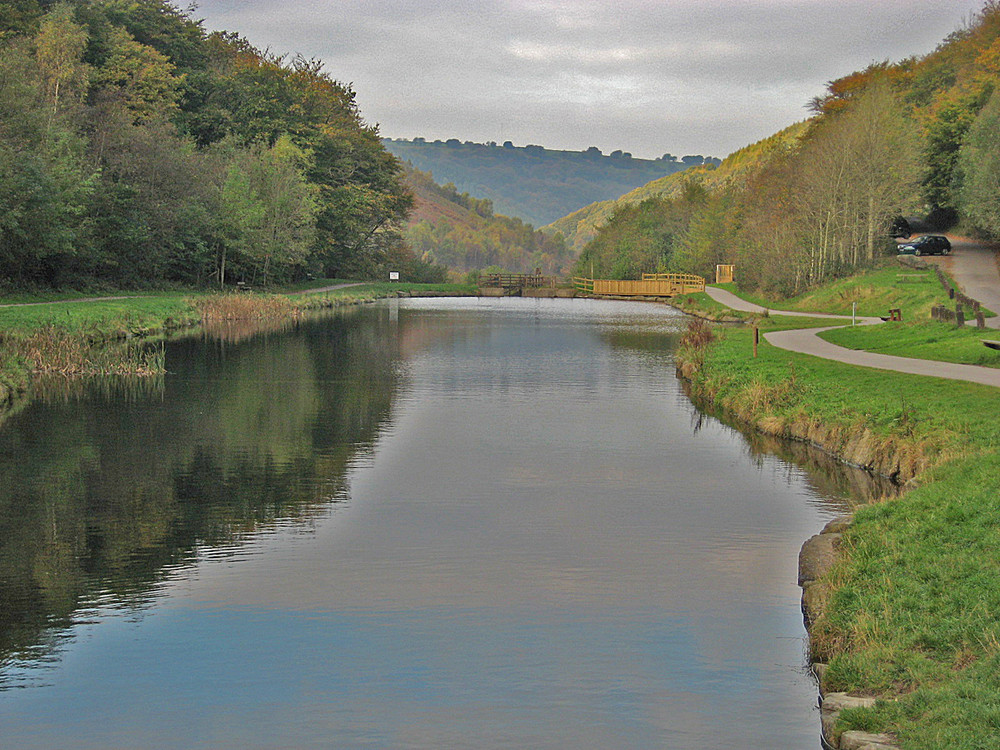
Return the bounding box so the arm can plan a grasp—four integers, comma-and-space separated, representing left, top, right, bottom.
389, 271, 400, 281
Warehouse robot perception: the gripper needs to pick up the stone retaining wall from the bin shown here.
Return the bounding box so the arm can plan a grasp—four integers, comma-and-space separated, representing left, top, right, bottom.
799, 517, 900, 750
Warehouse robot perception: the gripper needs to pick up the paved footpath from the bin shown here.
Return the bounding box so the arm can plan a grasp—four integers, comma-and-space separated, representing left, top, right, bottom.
926, 237, 1000, 330
703, 285, 1000, 388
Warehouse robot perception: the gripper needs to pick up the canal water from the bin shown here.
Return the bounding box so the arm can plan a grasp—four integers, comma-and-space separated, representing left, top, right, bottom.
0, 298, 885, 749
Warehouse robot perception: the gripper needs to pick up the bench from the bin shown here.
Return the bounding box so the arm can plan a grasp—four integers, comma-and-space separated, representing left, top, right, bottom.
983, 340, 1000, 351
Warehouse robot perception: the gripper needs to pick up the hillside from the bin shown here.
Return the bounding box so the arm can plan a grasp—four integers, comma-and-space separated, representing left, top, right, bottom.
402, 165, 573, 275
564, 3, 1000, 299
546, 122, 810, 251
383, 138, 718, 227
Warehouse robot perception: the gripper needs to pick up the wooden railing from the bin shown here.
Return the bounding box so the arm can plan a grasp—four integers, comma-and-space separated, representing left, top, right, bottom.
479, 273, 554, 289
575, 273, 705, 297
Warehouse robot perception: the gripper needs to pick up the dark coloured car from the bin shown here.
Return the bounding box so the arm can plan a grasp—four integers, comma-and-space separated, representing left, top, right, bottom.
897, 235, 951, 256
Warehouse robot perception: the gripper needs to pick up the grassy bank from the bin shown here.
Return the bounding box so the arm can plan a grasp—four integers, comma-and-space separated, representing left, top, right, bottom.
666, 290, 750, 321
718, 266, 960, 319
0, 281, 477, 407
679, 319, 1000, 749
0, 294, 200, 401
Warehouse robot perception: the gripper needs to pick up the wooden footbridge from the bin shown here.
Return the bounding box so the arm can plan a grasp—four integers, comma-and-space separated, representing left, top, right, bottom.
479, 272, 556, 291
573, 273, 705, 297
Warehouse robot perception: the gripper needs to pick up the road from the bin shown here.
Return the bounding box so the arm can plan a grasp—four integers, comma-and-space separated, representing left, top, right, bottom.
924, 236, 1000, 329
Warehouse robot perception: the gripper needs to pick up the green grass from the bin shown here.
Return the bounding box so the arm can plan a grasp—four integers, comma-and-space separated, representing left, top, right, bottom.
275, 277, 358, 293
682, 321, 1000, 749
822, 321, 1000, 368
668, 290, 750, 320
722, 267, 962, 319
338, 281, 477, 296
0, 294, 200, 336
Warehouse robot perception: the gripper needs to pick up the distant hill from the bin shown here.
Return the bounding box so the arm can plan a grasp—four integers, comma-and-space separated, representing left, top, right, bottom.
545, 122, 809, 251
401, 164, 574, 275
383, 138, 718, 227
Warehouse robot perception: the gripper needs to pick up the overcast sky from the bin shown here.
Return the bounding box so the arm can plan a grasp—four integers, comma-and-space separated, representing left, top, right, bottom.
192, 1, 985, 160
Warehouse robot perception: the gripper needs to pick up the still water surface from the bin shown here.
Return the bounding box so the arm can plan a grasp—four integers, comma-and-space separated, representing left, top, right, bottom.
0, 298, 884, 748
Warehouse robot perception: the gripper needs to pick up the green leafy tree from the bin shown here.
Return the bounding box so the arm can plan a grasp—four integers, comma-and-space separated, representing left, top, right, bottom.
91, 26, 181, 122
217, 136, 318, 285
0, 37, 96, 285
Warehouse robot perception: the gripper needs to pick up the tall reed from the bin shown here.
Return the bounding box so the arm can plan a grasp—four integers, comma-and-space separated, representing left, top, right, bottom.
196, 293, 295, 320
9, 326, 165, 376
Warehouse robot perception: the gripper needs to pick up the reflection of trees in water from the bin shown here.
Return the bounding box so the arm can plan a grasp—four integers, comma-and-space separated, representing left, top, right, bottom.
683, 384, 899, 508
0, 309, 403, 680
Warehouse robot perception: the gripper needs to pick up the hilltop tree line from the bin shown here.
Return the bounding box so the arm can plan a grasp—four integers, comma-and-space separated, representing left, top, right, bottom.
383, 138, 714, 228
0, 0, 425, 289
576, 2, 1000, 296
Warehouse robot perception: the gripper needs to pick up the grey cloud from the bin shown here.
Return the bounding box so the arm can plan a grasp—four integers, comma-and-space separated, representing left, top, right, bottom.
194, 0, 983, 158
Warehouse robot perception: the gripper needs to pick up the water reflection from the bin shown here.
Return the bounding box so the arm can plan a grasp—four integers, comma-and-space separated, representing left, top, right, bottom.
684, 387, 901, 506
0, 307, 403, 682
0, 298, 888, 748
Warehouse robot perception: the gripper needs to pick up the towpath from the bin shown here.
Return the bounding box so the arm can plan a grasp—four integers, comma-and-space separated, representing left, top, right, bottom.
703, 283, 1000, 388
284, 282, 364, 295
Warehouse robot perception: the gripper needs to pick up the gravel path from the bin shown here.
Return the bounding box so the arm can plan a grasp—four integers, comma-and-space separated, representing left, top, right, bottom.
284, 282, 364, 296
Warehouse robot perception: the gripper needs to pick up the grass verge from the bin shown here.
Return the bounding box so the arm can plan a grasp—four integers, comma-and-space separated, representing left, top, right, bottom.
678, 318, 1000, 749
821, 321, 1000, 369
666, 290, 750, 321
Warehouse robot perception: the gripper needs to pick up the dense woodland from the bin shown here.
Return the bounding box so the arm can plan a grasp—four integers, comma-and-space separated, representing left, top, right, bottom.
402, 164, 573, 276
4, 1, 999, 294
572, 2, 1000, 296
384, 137, 718, 228
0, 0, 435, 290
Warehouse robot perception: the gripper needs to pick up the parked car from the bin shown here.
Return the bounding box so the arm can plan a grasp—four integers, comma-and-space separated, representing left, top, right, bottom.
897, 235, 951, 256
891, 216, 911, 238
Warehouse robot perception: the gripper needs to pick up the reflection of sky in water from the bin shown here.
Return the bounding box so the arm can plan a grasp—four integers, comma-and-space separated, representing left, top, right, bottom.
0, 298, 845, 748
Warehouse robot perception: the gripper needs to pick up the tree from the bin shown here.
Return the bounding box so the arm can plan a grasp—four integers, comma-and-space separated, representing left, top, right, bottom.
34, 2, 89, 125
218, 136, 318, 285
792, 78, 922, 285
957, 88, 1000, 237
0, 37, 96, 285
91, 27, 181, 123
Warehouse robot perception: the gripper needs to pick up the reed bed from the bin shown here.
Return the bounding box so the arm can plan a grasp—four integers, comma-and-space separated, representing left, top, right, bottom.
196, 293, 296, 320
7, 326, 165, 377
